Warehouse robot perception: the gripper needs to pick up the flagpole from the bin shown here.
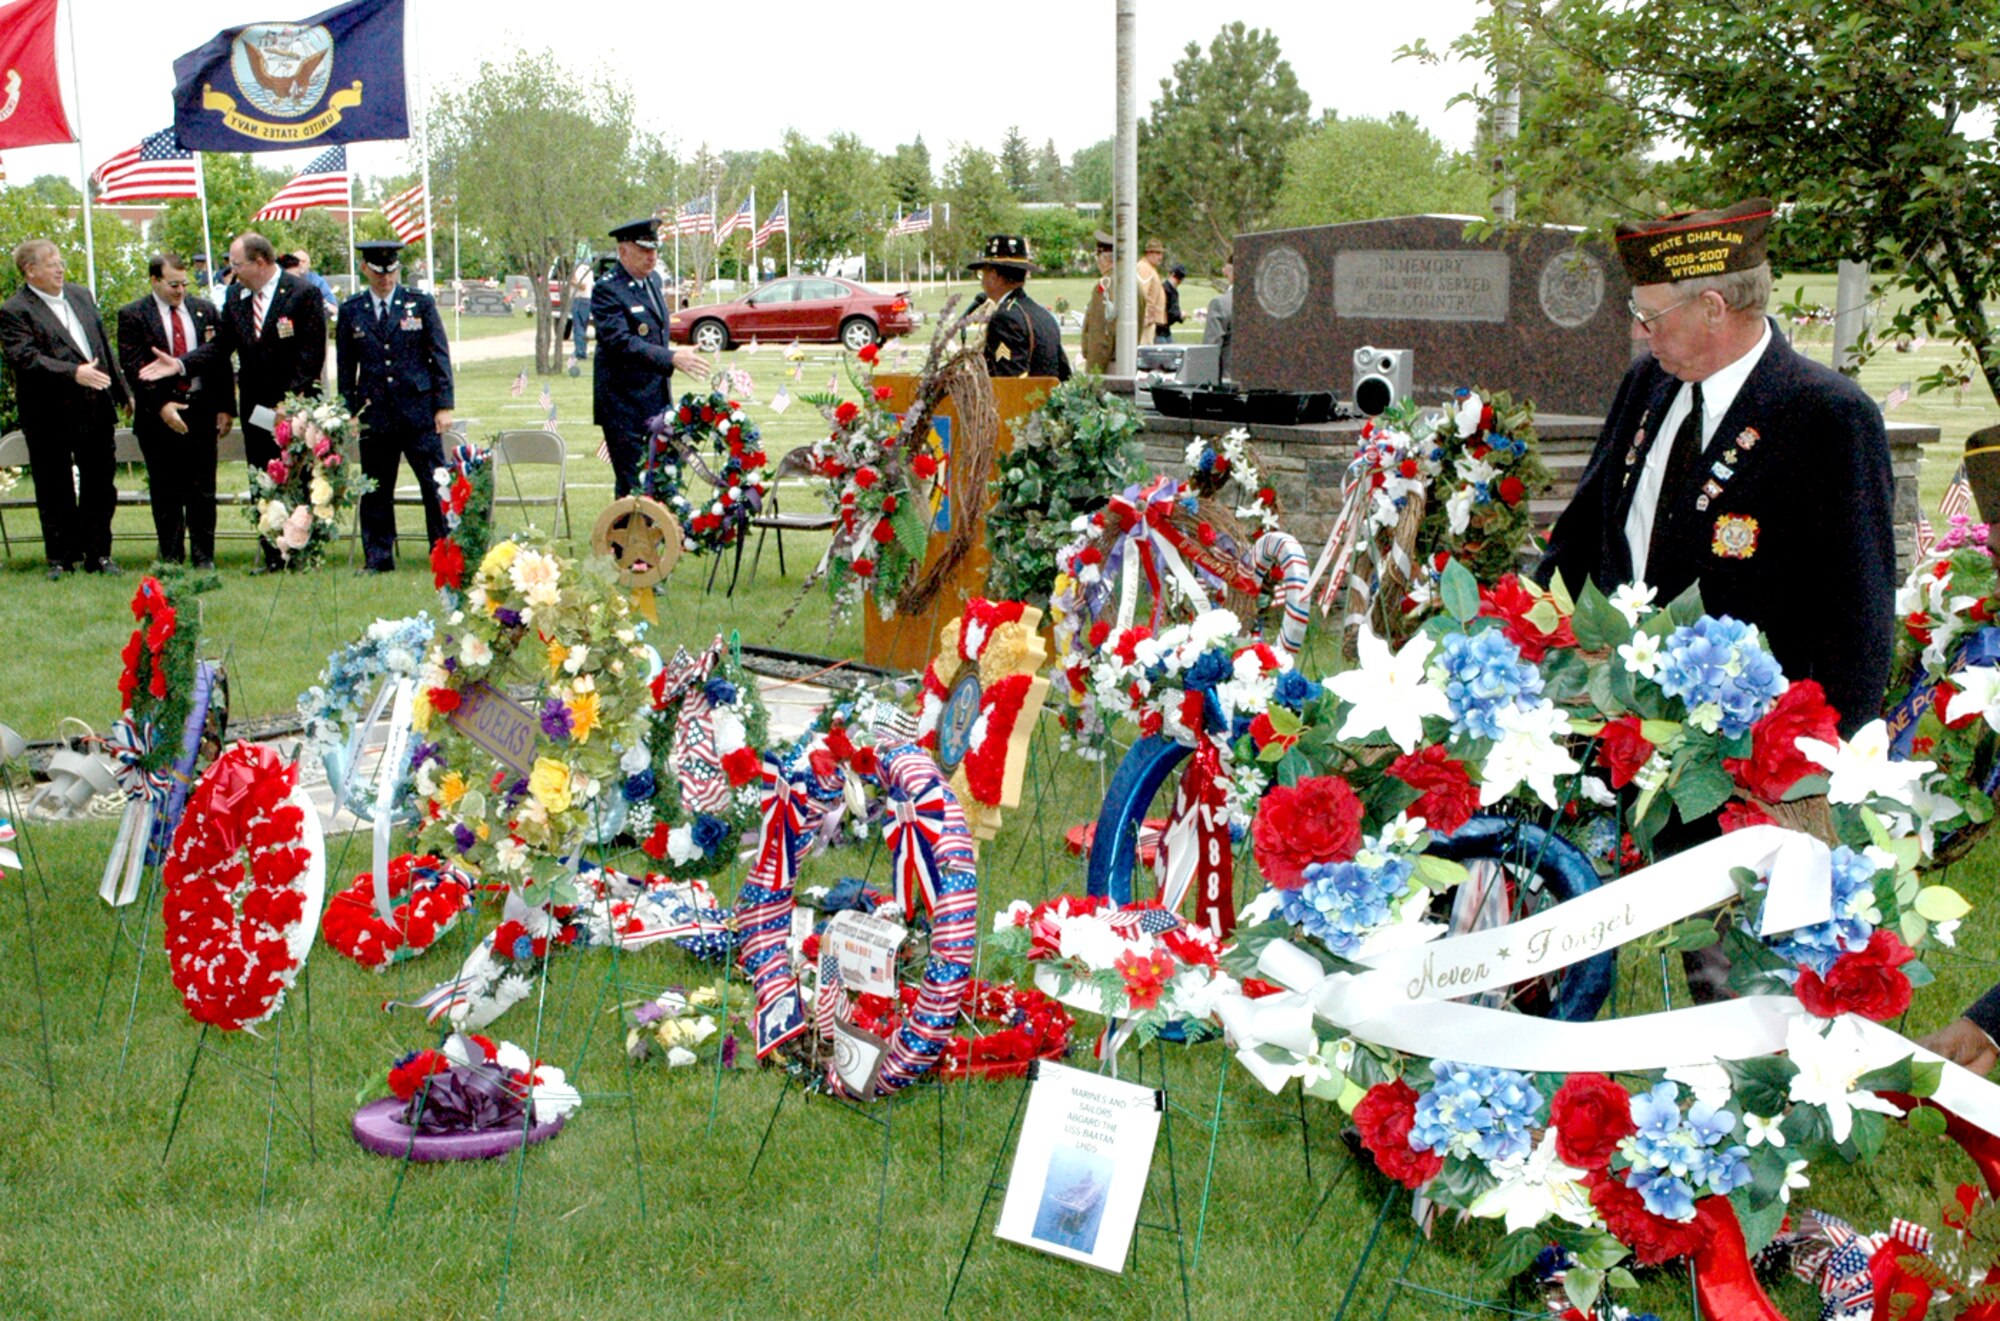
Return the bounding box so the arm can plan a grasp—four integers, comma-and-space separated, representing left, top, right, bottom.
452, 208, 460, 346
783, 189, 791, 277
747, 185, 756, 284
193, 152, 216, 282
345, 198, 356, 288
62, 0, 95, 294
413, 0, 435, 293
671, 195, 680, 302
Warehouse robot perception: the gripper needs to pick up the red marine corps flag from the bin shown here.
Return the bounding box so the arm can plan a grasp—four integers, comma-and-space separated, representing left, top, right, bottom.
0, 0, 76, 149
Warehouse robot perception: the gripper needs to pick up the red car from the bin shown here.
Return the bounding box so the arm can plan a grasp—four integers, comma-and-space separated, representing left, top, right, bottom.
667, 277, 914, 353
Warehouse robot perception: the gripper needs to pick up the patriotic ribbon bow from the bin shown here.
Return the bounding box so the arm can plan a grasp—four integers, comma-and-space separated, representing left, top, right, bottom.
884, 769, 952, 922
1786, 1210, 1934, 1320
103, 715, 174, 807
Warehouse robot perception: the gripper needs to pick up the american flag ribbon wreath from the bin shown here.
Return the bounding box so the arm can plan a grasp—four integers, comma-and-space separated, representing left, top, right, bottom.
814, 745, 978, 1100
1772, 1208, 1933, 1320
738, 752, 818, 1058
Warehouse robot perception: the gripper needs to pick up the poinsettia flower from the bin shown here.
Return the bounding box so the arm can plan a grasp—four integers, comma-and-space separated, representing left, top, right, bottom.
1325, 628, 1452, 752
1467, 1127, 1595, 1234
1609, 582, 1658, 627
1479, 702, 1581, 808
1784, 1015, 1906, 1144
1944, 665, 2000, 733
1795, 720, 1935, 807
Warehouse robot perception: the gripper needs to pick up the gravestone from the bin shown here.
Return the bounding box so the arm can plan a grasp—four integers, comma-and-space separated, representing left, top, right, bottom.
458, 287, 515, 317
1232, 216, 1633, 416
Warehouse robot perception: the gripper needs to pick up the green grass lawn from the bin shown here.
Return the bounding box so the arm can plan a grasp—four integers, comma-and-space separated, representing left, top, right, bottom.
2, 274, 1997, 1319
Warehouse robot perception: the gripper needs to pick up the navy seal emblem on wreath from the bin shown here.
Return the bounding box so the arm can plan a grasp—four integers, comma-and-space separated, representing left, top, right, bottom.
231, 24, 336, 119
935, 671, 984, 774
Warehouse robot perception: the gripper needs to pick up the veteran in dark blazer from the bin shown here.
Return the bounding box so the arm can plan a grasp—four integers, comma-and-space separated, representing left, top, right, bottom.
593, 216, 710, 497
968, 234, 1071, 382
1538, 198, 1895, 737
337, 240, 453, 572
118, 252, 233, 567
0, 238, 129, 577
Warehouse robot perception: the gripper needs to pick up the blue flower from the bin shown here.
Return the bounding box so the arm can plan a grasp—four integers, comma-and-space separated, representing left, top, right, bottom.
1628, 1168, 1696, 1220
1278, 856, 1415, 957
1184, 649, 1232, 692
452, 824, 476, 854
1655, 615, 1786, 738
1767, 844, 1879, 974
704, 677, 739, 707
512, 935, 536, 960
1436, 630, 1543, 740
1629, 1081, 1683, 1139
623, 770, 658, 803
1616, 1080, 1753, 1217
691, 813, 731, 852
495, 607, 523, 628
1273, 670, 1322, 711
1409, 1061, 1543, 1165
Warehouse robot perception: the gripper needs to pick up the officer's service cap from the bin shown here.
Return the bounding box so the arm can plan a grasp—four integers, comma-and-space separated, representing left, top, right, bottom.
355, 240, 404, 272
610, 218, 662, 250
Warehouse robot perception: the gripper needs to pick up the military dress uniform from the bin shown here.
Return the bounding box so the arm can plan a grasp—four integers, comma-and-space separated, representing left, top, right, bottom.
337, 241, 453, 570
593, 218, 680, 497
966, 235, 1071, 382
1539, 326, 1894, 732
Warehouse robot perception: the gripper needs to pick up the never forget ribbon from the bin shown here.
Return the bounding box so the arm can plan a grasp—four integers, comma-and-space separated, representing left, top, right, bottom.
1215, 823, 2000, 1141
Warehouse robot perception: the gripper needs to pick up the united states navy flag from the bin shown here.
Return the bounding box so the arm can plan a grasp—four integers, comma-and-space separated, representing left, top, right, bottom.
171, 0, 408, 151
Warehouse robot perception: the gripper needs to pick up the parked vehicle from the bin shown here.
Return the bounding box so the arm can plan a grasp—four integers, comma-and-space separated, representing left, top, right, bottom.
667, 277, 915, 352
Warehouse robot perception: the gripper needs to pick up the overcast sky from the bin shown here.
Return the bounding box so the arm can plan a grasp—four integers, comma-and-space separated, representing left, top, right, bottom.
5, 0, 1490, 185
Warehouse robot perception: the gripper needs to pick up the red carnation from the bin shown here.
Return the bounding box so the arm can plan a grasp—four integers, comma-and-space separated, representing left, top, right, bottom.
1248, 711, 1296, 752
1087, 620, 1111, 649
857, 343, 880, 365
834, 401, 860, 425
1478, 572, 1576, 662
1724, 679, 1843, 803
490, 920, 528, 959
1719, 801, 1775, 833
871, 521, 895, 544
388, 1049, 452, 1101
1795, 929, 1917, 1022
1497, 474, 1525, 506
1587, 1171, 1712, 1265
851, 557, 875, 578
1353, 1079, 1443, 1190
1596, 715, 1655, 790
427, 687, 462, 714
1398, 458, 1419, 479
1549, 1073, 1636, 1170
449, 474, 472, 513
641, 822, 671, 861
872, 385, 893, 402
430, 538, 466, 591
911, 452, 938, 479
1252, 774, 1364, 888
722, 746, 761, 787
853, 466, 878, 490
882, 494, 898, 514
1385, 746, 1478, 836
1258, 486, 1277, 505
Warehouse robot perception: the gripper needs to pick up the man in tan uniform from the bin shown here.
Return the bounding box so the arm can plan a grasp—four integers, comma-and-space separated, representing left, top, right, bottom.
1081, 230, 1114, 373
1137, 237, 1168, 344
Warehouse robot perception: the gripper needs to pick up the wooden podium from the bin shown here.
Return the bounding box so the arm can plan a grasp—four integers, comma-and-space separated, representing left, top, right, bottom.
861, 373, 1057, 672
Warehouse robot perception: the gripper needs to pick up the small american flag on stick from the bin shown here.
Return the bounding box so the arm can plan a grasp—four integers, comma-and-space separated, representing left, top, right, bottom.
510, 369, 527, 397
1884, 381, 1913, 412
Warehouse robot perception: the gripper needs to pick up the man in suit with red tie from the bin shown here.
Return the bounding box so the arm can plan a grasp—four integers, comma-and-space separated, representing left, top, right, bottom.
0, 238, 129, 579
138, 231, 326, 571
117, 252, 233, 567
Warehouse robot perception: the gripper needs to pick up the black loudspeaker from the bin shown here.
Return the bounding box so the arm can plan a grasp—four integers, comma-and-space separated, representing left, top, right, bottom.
1353, 346, 1412, 416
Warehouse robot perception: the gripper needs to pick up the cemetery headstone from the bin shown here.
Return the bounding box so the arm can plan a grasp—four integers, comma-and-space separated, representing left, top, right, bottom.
458, 287, 515, 317
1232, 216, 1633, 417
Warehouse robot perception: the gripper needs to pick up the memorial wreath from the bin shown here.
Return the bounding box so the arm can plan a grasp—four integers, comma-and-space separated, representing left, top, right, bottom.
643, 389, 769, 555
246, 393, 371, 568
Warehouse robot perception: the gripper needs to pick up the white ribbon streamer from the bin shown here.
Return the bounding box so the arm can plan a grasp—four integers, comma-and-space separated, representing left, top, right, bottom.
370, 678, 418, 922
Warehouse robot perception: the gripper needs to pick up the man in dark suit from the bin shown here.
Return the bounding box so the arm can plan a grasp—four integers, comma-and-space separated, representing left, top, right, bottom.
138, 230, 327, 570
968, 235, 1071, 382
1539, 198, 1895, 735
0, 238, 129, 578
593, 216, 709, 497
336, 240, 453, 573
117, 252, 233, 567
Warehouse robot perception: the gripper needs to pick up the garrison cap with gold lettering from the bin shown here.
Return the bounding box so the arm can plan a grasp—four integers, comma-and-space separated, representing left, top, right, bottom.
609, 217, 662, 249
966, 233, 1040, 275
1614, 197, 1773, 286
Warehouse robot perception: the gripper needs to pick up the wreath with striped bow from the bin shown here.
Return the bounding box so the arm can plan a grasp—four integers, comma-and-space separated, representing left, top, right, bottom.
632, 634, 771, 880
320, 852, 475, 970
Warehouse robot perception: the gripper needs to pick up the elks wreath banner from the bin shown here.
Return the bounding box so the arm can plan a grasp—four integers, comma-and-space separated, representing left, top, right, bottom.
0, 0, 74, 149
170, 0, 407, 150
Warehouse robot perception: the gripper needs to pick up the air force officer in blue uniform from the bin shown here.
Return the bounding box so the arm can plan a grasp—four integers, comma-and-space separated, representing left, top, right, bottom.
337, 239, 454, 572
593, 217, 709, 496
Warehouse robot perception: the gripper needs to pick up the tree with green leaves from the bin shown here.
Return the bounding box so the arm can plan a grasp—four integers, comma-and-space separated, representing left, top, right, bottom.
999, 125, 1033, 198
430, 49, 662, 373
762, 130, 892, 273
886, 136, 932, 209
1272, 112, 1487, 231
1070, 139, 1112, 209
939, 145, 1019, 267
1408, 0, 2000, 399
1032, 139, 1068, 204
1138, 21, 1310, 269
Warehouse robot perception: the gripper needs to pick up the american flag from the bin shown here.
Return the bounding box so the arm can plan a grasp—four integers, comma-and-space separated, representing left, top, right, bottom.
675, 194, 715, 235
715, 195, 754, 240
381, 180, 427, 244
1884, 381, 1912, 412
510, 369, 526, 397
540, 381, 555, 427
752, 195, 788, 250
889, 205, 931, 236
92, 129, 199, 204
1915, 462, 1976, 558
255, 146, 349, 220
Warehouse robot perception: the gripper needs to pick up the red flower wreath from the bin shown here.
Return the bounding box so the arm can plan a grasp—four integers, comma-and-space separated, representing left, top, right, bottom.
161, 742, 322, 1031
847, 978, 1073, 1082
117, 575, 178, 707
320, 852, 474, 971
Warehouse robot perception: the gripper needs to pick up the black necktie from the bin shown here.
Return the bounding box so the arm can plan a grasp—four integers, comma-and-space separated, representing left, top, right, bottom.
1649, 382, 1704, 561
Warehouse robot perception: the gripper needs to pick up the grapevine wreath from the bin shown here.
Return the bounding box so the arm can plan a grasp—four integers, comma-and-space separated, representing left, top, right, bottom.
160, 742, 325, 1031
